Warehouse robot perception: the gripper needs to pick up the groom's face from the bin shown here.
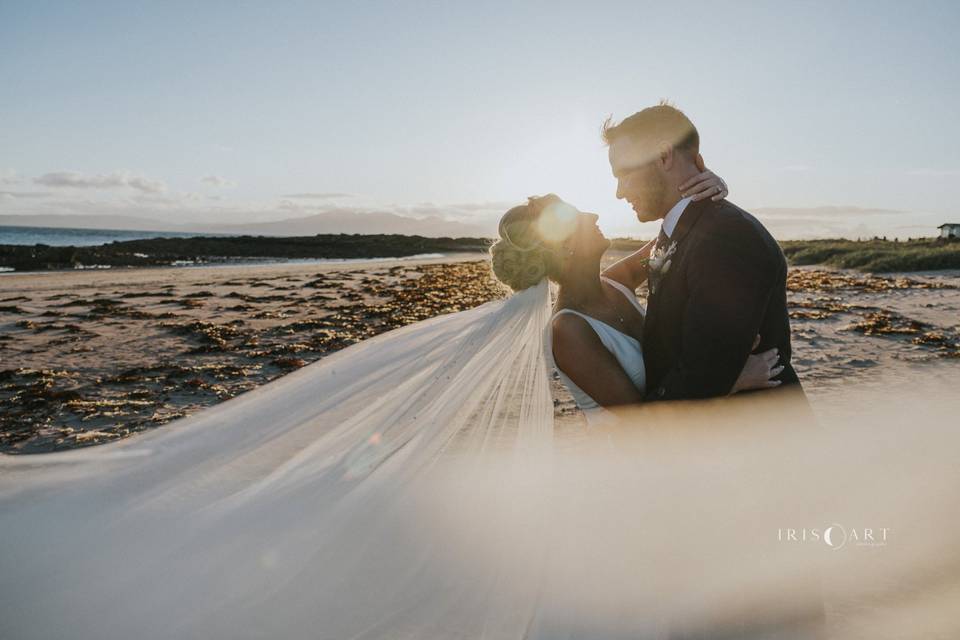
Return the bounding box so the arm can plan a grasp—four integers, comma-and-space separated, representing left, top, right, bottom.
608, 137, 669, 223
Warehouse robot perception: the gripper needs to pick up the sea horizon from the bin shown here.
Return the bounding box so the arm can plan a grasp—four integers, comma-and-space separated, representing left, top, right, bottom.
0, 222, 946, 248
0, 224, 237, 247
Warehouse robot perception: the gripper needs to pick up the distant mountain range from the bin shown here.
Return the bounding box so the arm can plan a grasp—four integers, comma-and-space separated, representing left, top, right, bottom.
0, 211, 494, 238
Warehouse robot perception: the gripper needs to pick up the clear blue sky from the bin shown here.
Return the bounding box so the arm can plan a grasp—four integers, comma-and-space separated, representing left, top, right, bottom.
1, 0, 958, 238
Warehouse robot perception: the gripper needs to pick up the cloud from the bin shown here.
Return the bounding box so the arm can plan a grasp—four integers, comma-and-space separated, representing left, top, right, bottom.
273, 198, 507, 231
755, 205, 905, 217
34, 170, 167, 193
0, 188, 499, 237
906, 168, 960, 177
743, 206, 944, 240
280, 192, 354, 200
0, 190, 52, 199
393, 201, 512, 223
0, 169, 20, 185
126, 175, 167, 193
201, 175, 237, 188
775, 164, 813, 172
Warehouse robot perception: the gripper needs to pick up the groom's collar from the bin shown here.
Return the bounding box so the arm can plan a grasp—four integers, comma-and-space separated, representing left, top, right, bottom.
667, 196, 712, 246
661, 196, 693, 238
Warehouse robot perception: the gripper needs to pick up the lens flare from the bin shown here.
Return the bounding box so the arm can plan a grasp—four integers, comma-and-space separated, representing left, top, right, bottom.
535, 200, 579, 245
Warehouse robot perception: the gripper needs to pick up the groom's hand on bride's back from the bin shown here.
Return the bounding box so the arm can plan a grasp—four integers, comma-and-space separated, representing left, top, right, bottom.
731, 337, 784, 394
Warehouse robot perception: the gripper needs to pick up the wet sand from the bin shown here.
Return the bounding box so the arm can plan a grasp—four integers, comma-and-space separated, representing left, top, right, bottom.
784, 267, 960, 413
2, 255, 959, 453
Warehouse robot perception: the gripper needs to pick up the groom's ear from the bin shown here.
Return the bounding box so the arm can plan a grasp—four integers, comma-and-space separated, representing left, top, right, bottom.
695, 153, 705, 172
658, 142, 673, 170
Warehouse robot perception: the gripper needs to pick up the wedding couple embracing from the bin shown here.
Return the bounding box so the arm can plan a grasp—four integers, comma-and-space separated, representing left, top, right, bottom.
0, 103, 814, 640
492, 102, 803, 424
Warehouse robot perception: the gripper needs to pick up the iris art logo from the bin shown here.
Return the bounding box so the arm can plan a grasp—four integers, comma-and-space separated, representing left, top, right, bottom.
777, 524, 890, 550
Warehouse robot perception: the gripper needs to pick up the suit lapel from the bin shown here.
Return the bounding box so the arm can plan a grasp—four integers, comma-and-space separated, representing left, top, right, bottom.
669, 197, 712, 246
645, 199, 713, 331
648, 199, 711, 298
644, 199, 718, 386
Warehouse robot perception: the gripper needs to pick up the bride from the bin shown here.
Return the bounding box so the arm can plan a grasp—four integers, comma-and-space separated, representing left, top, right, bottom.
0, 167, 787, 639
491, 190, 782, 425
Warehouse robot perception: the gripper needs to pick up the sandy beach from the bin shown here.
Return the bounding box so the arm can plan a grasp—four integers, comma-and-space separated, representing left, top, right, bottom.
2, 254, 959, 453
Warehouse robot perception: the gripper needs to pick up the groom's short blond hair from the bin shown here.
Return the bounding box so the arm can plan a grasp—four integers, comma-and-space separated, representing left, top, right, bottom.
601, 101, 699, 157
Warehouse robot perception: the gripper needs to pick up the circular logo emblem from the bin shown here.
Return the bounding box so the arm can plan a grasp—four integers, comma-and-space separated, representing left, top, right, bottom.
823, 523, 847, 550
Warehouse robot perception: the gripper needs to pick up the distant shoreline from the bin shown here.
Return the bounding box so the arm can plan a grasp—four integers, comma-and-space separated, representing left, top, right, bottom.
0, 233, 491, 273
1, 230, 957, 273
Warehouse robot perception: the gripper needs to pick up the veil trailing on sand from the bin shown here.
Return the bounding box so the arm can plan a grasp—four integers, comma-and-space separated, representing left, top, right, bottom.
0, 277, 559, 639
3, 274, 960, 639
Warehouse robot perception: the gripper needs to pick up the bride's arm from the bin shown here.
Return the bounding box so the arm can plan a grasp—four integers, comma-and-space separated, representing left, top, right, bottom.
601, 238, 655, 291
602, 165, 728, 291
552, 315, 645, 408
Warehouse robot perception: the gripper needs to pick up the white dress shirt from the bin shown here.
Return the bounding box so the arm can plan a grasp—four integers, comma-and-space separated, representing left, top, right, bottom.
661, 196, 693, 239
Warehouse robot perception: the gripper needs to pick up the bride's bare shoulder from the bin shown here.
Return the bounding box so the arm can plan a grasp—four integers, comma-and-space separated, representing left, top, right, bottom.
551, 311, 602, 356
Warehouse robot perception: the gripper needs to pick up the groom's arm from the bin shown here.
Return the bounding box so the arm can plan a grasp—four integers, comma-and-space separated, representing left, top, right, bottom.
649, 233, 777, 401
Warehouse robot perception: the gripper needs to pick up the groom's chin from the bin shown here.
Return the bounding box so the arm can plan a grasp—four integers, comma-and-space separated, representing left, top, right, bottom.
635, 211, 657, 223
631, 205, 657, 223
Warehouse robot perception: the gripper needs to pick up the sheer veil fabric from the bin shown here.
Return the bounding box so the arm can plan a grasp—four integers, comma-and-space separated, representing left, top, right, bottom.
0, 279, 561, 639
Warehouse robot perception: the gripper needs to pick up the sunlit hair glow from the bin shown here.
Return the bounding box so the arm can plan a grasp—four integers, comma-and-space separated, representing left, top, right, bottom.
601, 100, 699, 158
490, 194, 578, 291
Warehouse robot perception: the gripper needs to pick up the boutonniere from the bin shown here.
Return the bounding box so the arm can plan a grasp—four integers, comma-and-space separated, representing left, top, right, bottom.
647, 240, 677, 295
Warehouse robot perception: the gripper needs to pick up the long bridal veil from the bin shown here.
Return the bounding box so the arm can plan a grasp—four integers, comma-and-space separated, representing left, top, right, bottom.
3, 275, 960, 639
0, 278, 559, 639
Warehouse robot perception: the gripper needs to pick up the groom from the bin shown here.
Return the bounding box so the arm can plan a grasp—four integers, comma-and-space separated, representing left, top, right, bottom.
605, 105, 822, 639
604, 103, 802, 401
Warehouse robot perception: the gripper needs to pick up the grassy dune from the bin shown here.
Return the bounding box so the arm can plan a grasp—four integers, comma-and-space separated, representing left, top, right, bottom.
779, 238, 960, 272
610, 238, 960, 273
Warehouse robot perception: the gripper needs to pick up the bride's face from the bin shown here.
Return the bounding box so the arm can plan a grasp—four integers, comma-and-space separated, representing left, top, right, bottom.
531, 197, 609, 266
560, 210, 611, 263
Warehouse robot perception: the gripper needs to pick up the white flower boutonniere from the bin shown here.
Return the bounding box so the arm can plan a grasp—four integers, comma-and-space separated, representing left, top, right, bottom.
648, 240, 677, 295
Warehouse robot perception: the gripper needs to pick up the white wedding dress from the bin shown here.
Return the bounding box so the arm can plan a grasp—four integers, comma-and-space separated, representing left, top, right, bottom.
546, 276, 646, 425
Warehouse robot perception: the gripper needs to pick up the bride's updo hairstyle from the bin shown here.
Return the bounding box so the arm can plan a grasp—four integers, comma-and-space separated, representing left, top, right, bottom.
491, 194, 573, 292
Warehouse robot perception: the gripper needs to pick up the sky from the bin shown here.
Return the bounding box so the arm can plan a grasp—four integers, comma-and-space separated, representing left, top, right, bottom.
1, 0, 959, 239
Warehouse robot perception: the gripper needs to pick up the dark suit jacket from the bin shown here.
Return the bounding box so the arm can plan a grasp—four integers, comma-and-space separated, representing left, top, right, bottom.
643, 198, 802, 401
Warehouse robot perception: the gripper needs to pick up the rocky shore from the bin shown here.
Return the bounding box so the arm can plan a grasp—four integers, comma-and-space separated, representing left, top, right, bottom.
2, 254, 959, 453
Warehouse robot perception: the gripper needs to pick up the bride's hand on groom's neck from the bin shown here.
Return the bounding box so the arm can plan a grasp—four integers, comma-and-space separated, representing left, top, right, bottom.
678, 158, 728, 202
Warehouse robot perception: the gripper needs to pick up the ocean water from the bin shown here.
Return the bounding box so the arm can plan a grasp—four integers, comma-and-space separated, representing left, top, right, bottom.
0, 225, 226, 247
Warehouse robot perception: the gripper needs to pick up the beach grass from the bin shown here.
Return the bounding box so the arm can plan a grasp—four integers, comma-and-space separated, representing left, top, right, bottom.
779, 238, 960, 272
609, 237, 960, 273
